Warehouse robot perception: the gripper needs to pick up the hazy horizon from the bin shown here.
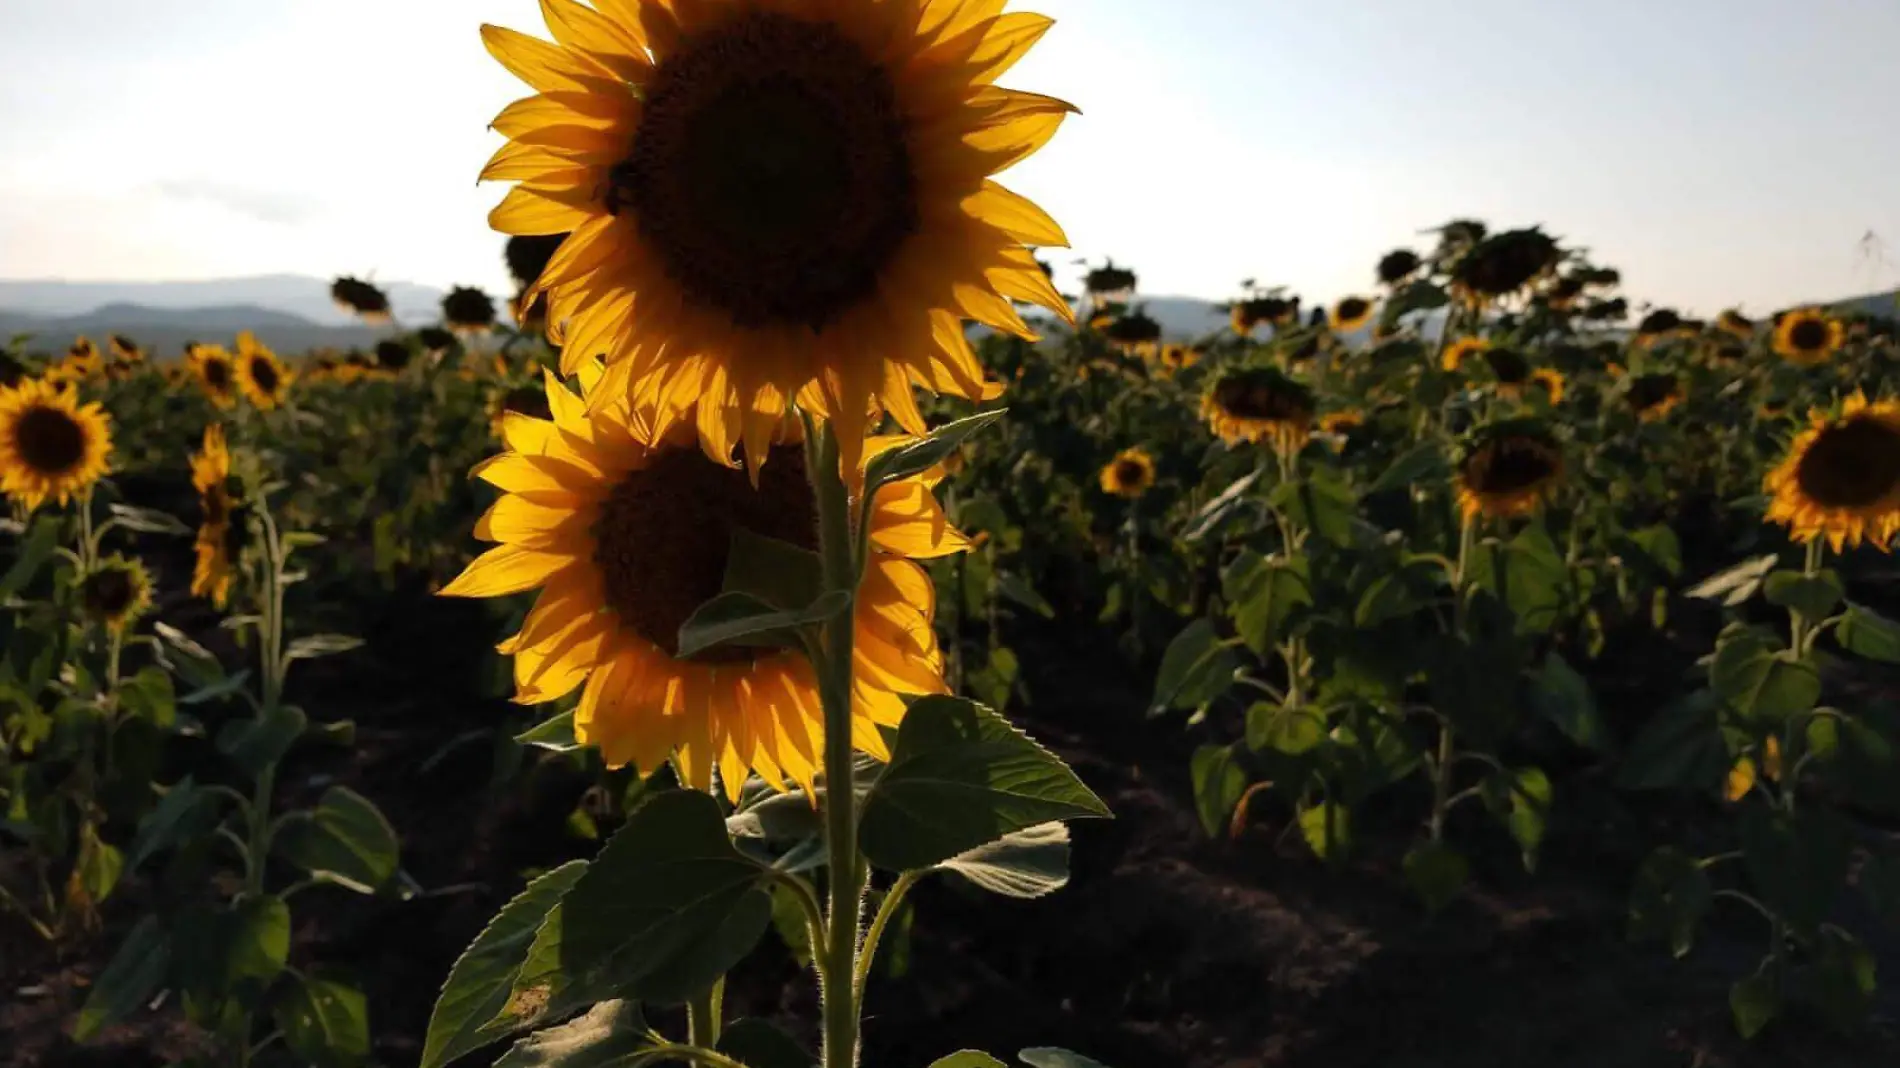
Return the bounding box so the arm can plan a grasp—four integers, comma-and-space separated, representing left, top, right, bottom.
4, 0, 1899, 316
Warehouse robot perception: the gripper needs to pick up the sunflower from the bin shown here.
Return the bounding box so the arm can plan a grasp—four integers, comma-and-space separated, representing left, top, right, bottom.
1330, 296, 1375, 333
1084, 263, 1137, 303
234, 332, 292, 409
1773, 308, 1843, 366
1157, 343, 1200, 374
418, 326, 459, 355
1626, 372, 1683, 421
1099, 447, 1155, 498
481, 0, 1073, 472
1480, 346, 1533, 394
0, 352, 23, 389
0, 378, 113, 512
443, 286, 498, 335
187, 343, 240, 408
109, 335, 144, 364
190, 423, 239, 608
1104, 311, 1162, 352
332, 276, 393, 323
1318, 409, 1364, 447
1456, 420, 1564, 523
1716, 309, 1756, 339
1543, 274, 1586, 312
441, 374, 965, 799
1634, 308, 1685, 345
1764, 392, 1900, 552
1377, 249, 1422, 287
1449, 228, 1560, 306
1529, 368, 1566, 404
1441, 335, 1490, 373
375, 340, 414, 373
80, 555, 153, 634
1202, 366, 1315, 453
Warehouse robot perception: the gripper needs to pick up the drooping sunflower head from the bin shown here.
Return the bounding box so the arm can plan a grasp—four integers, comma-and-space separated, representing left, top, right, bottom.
1765, 393, 1900, 552
1634, 308, 1686, 343
1231, 295, 1297, 335
1104, 311, 1162, 351
1481, 346, 1533, 392
1529, 368, 1566, 405
1450, 227, 1561, 305
1377, 248, 1422, 287
1330, 296, 1375, 333
80, 555, 154, 634
109, 335, 144, 363
1319, 409, 1364, 444
331, 276, 393, 322
1202, 366, 1315, 452
418, 326, 459, 355
190, 423, 241, 608
443, 286, 498, 335
442, 372, 967, 798
482, 0, 1073, 471
1432, 218, 1489, 264
1456, 419, 1564, 523
375, 339, 414, 373
1441, 335, 1491, 373
234, 333, 292, 409
187, 343, 240, 407
1084, 262, 1138, 302
0, 378, 113, 512
1542, 274, 1586, 312
1716, 309, 1756, 339
68, 337, 100, 367
1773, 308, 1843, 365
1099, 447, 1155, 499
1626, 372, 1684, 421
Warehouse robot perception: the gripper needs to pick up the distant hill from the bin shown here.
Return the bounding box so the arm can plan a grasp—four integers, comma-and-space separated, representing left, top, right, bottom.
0, 274, 446, 328
0, 304, 407, 358
1832, 288, 1900, 319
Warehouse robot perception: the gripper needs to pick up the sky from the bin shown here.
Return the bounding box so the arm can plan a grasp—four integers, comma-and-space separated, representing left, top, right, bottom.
2, 0, 1899, 316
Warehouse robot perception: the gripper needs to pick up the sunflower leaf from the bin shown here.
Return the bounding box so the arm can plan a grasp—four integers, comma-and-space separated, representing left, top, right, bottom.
935, 822, 1071, 899
0, 515, 61, 599
1685, 554, 1779, 607
675, 589, 850, 659
864, 409, 1007, 494
105, 503, 192, 537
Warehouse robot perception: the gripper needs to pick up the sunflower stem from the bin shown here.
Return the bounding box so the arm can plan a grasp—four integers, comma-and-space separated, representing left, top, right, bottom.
806, 419, 865, 1068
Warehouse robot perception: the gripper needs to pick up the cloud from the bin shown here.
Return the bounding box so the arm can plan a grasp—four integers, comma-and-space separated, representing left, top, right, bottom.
149, 178, 320, 226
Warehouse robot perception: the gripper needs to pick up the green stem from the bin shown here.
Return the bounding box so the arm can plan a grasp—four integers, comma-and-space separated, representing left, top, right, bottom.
1429, 723, 1455, 844
1790, 538, 1825, 656
806, 420, 865, 1068
854, 871, 921, 1006
0, 881, 57, 942
687, 977, 724, 1049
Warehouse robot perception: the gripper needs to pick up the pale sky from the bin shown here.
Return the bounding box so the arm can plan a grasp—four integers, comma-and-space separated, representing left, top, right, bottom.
3, 0, 1898, 315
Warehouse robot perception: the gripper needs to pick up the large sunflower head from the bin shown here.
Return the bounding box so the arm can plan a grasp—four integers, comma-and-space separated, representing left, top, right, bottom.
80, 555, 154, 634
1376, 248, 1422, 287
1626, 372, 1684, 421
187, 343, 240, 408
1773, 308, 1843, 365
441, 373, 967, 799
1099, 447, 1155, 499
0, 378, 113, 512
1441, 335, 1490, 373
1202, 366, 1315, 452
482, 0, 1073, 472
1765, 392, 1900, 552
1330, 295, 1375, 333
234, 332, 293, 409
443, 286, 499, 335
1456, 419, 1564, 523
1449, 228, 1559, 305
332, 276, 393, 322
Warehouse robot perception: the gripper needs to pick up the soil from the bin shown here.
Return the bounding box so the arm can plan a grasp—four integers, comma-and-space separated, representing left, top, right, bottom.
5, 572, 1898, 1068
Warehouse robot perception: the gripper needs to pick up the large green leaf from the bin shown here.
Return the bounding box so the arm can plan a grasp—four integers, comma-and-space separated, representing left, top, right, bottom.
1615, 692, 1728, 792
421, 861, 588, 1068
275, 974, 371, 1068
719, 1018, 812, 1068
1528, 653, 1608, 752
936, 822, 1070, 899
1269, 469, 1360, 546
1741, 805, 1851, 935
859, 696, 1108, 871
931, 1055, 1006, 1068
1402, 841, 1468, 914
675, 590, 850, 660
273, 786, 400, 894
493, 1001, 650, 1068
1245, 701, 1325, 756
117, 666, 176, 729
1627, 846, 1711, 959
128, 778, 211, 873
0, 515, 60, 599
1762, 569, 1843, 625
1296, 801, 1351, 862
72, 914, 171, 1041
1837, 602, 1900, 663
173, 895, 292, 1003
217, 704, 309, 780
863, 409, 1006, 493
1710, 629, 1819, 725
721, 529, 824, 614
1367, 442, 1447, 496
1804, 927, 1877, 1033
1149, 618, 1243, 714
1223, 551, 1313, 657
1189, 744, 1246, 838
1730, 974, 1780, 1039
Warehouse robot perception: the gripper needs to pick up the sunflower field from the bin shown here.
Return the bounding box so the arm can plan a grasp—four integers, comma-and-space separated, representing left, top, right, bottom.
5, 3, 1900, 1068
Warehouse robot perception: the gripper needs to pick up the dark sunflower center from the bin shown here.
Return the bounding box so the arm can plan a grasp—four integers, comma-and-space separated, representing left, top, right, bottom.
1790, 319, 1830, 351
1467, 437, 1558, 495
1114, 460, 1146, 486
202, 484, 231, 528
1484, 348, 1531, 383
82, 569, 135, 618
1794, 417, 1900, 509
1337, 299, 1370, 321
1629, 374, 1678, 412
204, 359, 232, 389
1215, 379, 1308, 423
250, 357, 280, 394
593, 443, 818, 661
613, 12, 917, 331
14, 406, 86, 474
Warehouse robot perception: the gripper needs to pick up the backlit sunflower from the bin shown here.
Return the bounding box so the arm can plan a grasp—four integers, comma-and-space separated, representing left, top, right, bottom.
1202, 366, 1314, 453
443, 286, 499, 335
1104, 311, 1162, 353
1626, 372, 1683, 421
1441, 335, 1490, 373
1480, 346, 1533, 395
109, 335, 144, 363
1449, 228, 1560, 307
1529, 368, 1566, 404
1098, 447, 1155, 498
1377, 249, 1422, 287
234, 332, 292, 409
481, 0, 1073, 472
187, 343, 240, 408
1764, 392, 1900, 552
1773, 308, 1843, 366
1716, 309, 1756, 339
80, 555, 153, 634
1455, 420, 1564, 523
190, 423, 238, 607
332, 276, 393, 323
0, 378, 112, 512
1319, 409, 1364, 450
440, 373, 966, 798
1330, 296, 1375, 333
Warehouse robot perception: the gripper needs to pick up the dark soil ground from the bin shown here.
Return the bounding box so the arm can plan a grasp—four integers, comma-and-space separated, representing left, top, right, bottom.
5, 566, 1900, 1068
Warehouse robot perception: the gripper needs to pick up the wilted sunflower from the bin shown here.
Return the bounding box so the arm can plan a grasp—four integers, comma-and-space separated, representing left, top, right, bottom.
1202, 366, 1315, 452
234, 332, 292, 409
1104, 311, 1162, 353
190, 423, 238, 607
1441, 335, 1490, 373
1481, 347, 1533, 395
1084, 262, 1138, 303
1450, 228, 1559, 305
418, 326, 459, 355
1626, 372, 1684, 421
1764, 392, 1900, 552
1543, 274, 1586, 312
80, 555, 153, 634
1634, 308, 1686, 344
481, 0, 1073, 471
1330, 296, 1375, 333
443, 286, 498, 335
0, 378, 113, 511
441, 375, 966, 798
1716, 309, 1756, 339
1773, 308, 1843, 366
187, 343, 240, 408
332, 276, 393, 323
1456, 420, 1564, 523
1098, 447, 1155, 498
1230, 295, 1299, 335
1377, 249, 1422, 287
1529, 368, 1566, 404
375, 340, 414, 373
